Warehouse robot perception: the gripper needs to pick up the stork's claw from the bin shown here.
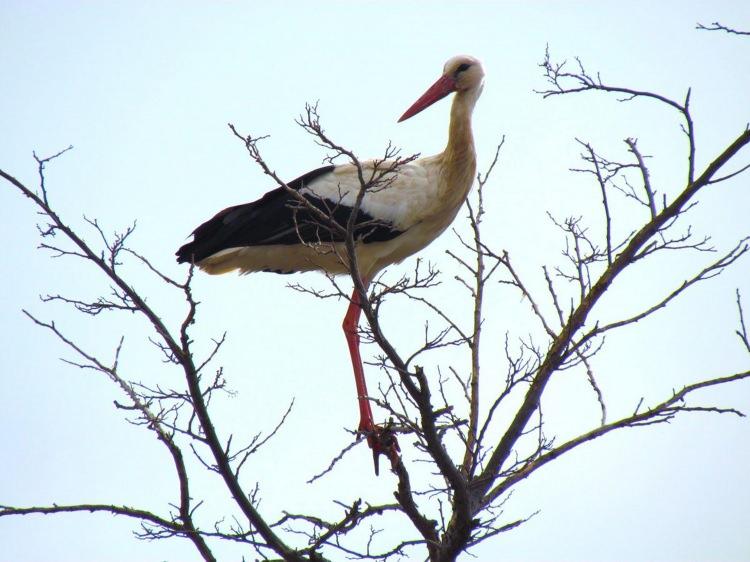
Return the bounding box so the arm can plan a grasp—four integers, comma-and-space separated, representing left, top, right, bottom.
361, 422, 400, 476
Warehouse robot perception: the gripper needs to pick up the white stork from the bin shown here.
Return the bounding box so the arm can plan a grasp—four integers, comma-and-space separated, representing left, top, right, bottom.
177, 55, 484, 474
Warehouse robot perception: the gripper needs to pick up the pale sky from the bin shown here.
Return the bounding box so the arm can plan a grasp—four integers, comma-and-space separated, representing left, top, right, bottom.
1, 1, 749, 561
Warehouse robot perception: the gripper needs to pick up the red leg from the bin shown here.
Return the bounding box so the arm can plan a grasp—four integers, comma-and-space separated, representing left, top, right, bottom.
342, 280, 400, 475
342, 284, 374, 433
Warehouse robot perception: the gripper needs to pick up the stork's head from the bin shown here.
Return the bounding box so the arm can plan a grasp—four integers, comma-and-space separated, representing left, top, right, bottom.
398, 55, 484, 123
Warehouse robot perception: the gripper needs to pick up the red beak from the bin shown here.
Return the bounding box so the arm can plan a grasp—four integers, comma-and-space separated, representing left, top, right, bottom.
398, 74, 456, 123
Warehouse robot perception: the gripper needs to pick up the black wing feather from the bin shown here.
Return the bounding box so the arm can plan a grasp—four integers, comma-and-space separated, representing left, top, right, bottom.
176, 165, 404, 264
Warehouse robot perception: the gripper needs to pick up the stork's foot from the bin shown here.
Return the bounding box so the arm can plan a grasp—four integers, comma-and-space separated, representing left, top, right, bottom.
360, 420, 401, 476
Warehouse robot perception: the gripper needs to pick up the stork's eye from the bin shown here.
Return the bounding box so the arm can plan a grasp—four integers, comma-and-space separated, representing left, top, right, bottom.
456, 63, 472, 73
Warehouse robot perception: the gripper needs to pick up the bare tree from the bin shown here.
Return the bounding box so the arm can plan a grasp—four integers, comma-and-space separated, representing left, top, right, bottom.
2, 35, 749, 561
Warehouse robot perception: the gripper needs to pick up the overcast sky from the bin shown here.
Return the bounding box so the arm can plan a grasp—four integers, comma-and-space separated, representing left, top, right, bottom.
1, 2, 749, 561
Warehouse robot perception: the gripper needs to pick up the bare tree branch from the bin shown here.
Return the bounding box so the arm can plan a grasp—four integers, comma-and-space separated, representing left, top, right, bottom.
696, 21, 750, 36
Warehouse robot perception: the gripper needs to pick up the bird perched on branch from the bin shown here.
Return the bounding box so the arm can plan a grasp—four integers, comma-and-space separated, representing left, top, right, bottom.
177, 55, 484, 475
